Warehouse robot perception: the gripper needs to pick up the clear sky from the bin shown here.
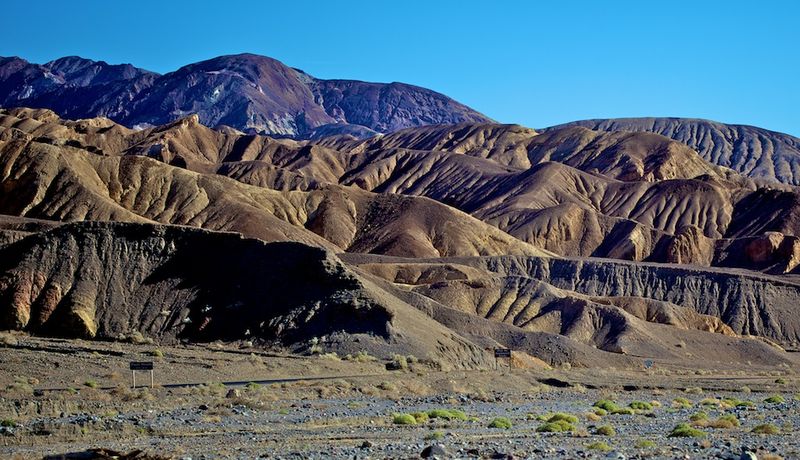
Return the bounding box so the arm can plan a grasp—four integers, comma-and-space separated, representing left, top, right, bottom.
1, 0, 797, 135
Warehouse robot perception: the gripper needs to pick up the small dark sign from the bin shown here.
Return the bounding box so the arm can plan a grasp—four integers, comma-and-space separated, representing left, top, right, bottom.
494, 348, 512, 358
129, 361, 154, 371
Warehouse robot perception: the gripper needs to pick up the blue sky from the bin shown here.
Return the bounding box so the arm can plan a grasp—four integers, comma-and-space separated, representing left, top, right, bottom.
1, 1, 797, 135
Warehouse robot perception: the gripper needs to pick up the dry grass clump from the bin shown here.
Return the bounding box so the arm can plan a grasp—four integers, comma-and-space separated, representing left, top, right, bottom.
751, 423, 781, 435
585, 441, 612, 452
721, 398, 755, 409
123, 331, 154, 345
584, 412, 602, 422
343, 351, 377, 362
4, 376, 34, 396
246, 353, 266, 368
536, 419, 576, 433
0, 331, 19, 346
764, 395, 785, 404
488, 417, 512, 429
191, 382, 227, 398
672, 397, 692, 409
691, 413, 739, 429
423, 430, 444, 441
595, 425, 615, 436
110, 385, 156, 402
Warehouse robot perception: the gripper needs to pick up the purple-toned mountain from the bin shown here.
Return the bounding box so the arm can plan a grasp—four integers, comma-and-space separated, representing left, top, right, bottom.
0, 54, 490, 138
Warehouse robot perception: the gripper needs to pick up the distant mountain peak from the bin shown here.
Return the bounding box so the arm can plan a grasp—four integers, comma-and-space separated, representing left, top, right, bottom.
0, 53, 491, 139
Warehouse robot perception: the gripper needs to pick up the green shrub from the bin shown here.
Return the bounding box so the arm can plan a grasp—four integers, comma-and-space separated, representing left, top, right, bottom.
752, 423, 780, 435
84, 380, 98, 389
629, 401, 653, 411
668, 423, 706, 438
593, 408, 608, 416
149, 349, 164, 358
595, 425, 615, 436
536, 420, 575, 432
411, 412, 429, 423
635, 439, 657, 448
392, 413, 417, 425
716, 414, 740, 428
764, 395, 785, 404
689, 412, 708, 422
547, 413, 579, 424
610, 407, 635, 415
427, 409, 467, 421
672, 397, 692, 409
0, 419, 16, 428
593, 400, 619, 412
586, 441, 612, 452
488, 417, 512, 429
722, 398, 754, 408
775, 378, 787, 385
699, 398, 720, 406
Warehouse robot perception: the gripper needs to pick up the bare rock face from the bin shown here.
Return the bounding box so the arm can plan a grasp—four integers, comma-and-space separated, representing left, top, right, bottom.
553, 118, 800, 185
350, 255, 791, 365
0, 222, 381, 342
452, 254, 800, 344
745, 232, 786, 264
661, 226, 714, 265
0, 221, 497, 366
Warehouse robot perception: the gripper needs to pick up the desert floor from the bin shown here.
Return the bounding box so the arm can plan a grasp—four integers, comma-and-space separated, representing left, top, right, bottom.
1, 335, 799, 459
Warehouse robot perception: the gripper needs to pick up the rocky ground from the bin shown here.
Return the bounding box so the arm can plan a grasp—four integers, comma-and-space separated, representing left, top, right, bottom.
1, 337, 799, 459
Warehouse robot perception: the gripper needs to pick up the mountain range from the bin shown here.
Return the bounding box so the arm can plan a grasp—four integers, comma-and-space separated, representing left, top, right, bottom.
1, 53, 800, 369
0, 54, 490, 139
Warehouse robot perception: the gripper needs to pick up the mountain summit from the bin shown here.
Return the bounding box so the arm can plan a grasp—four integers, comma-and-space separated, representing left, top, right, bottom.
0, 53, 491, 138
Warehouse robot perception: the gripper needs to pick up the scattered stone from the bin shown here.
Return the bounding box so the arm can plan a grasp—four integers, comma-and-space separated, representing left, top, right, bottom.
421, 444, 448, 458
385, 361, 403, 371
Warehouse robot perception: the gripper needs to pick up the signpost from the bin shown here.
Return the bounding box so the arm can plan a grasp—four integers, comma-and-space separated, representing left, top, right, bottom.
129, 361, 154, 388
494, 348, 512, 369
